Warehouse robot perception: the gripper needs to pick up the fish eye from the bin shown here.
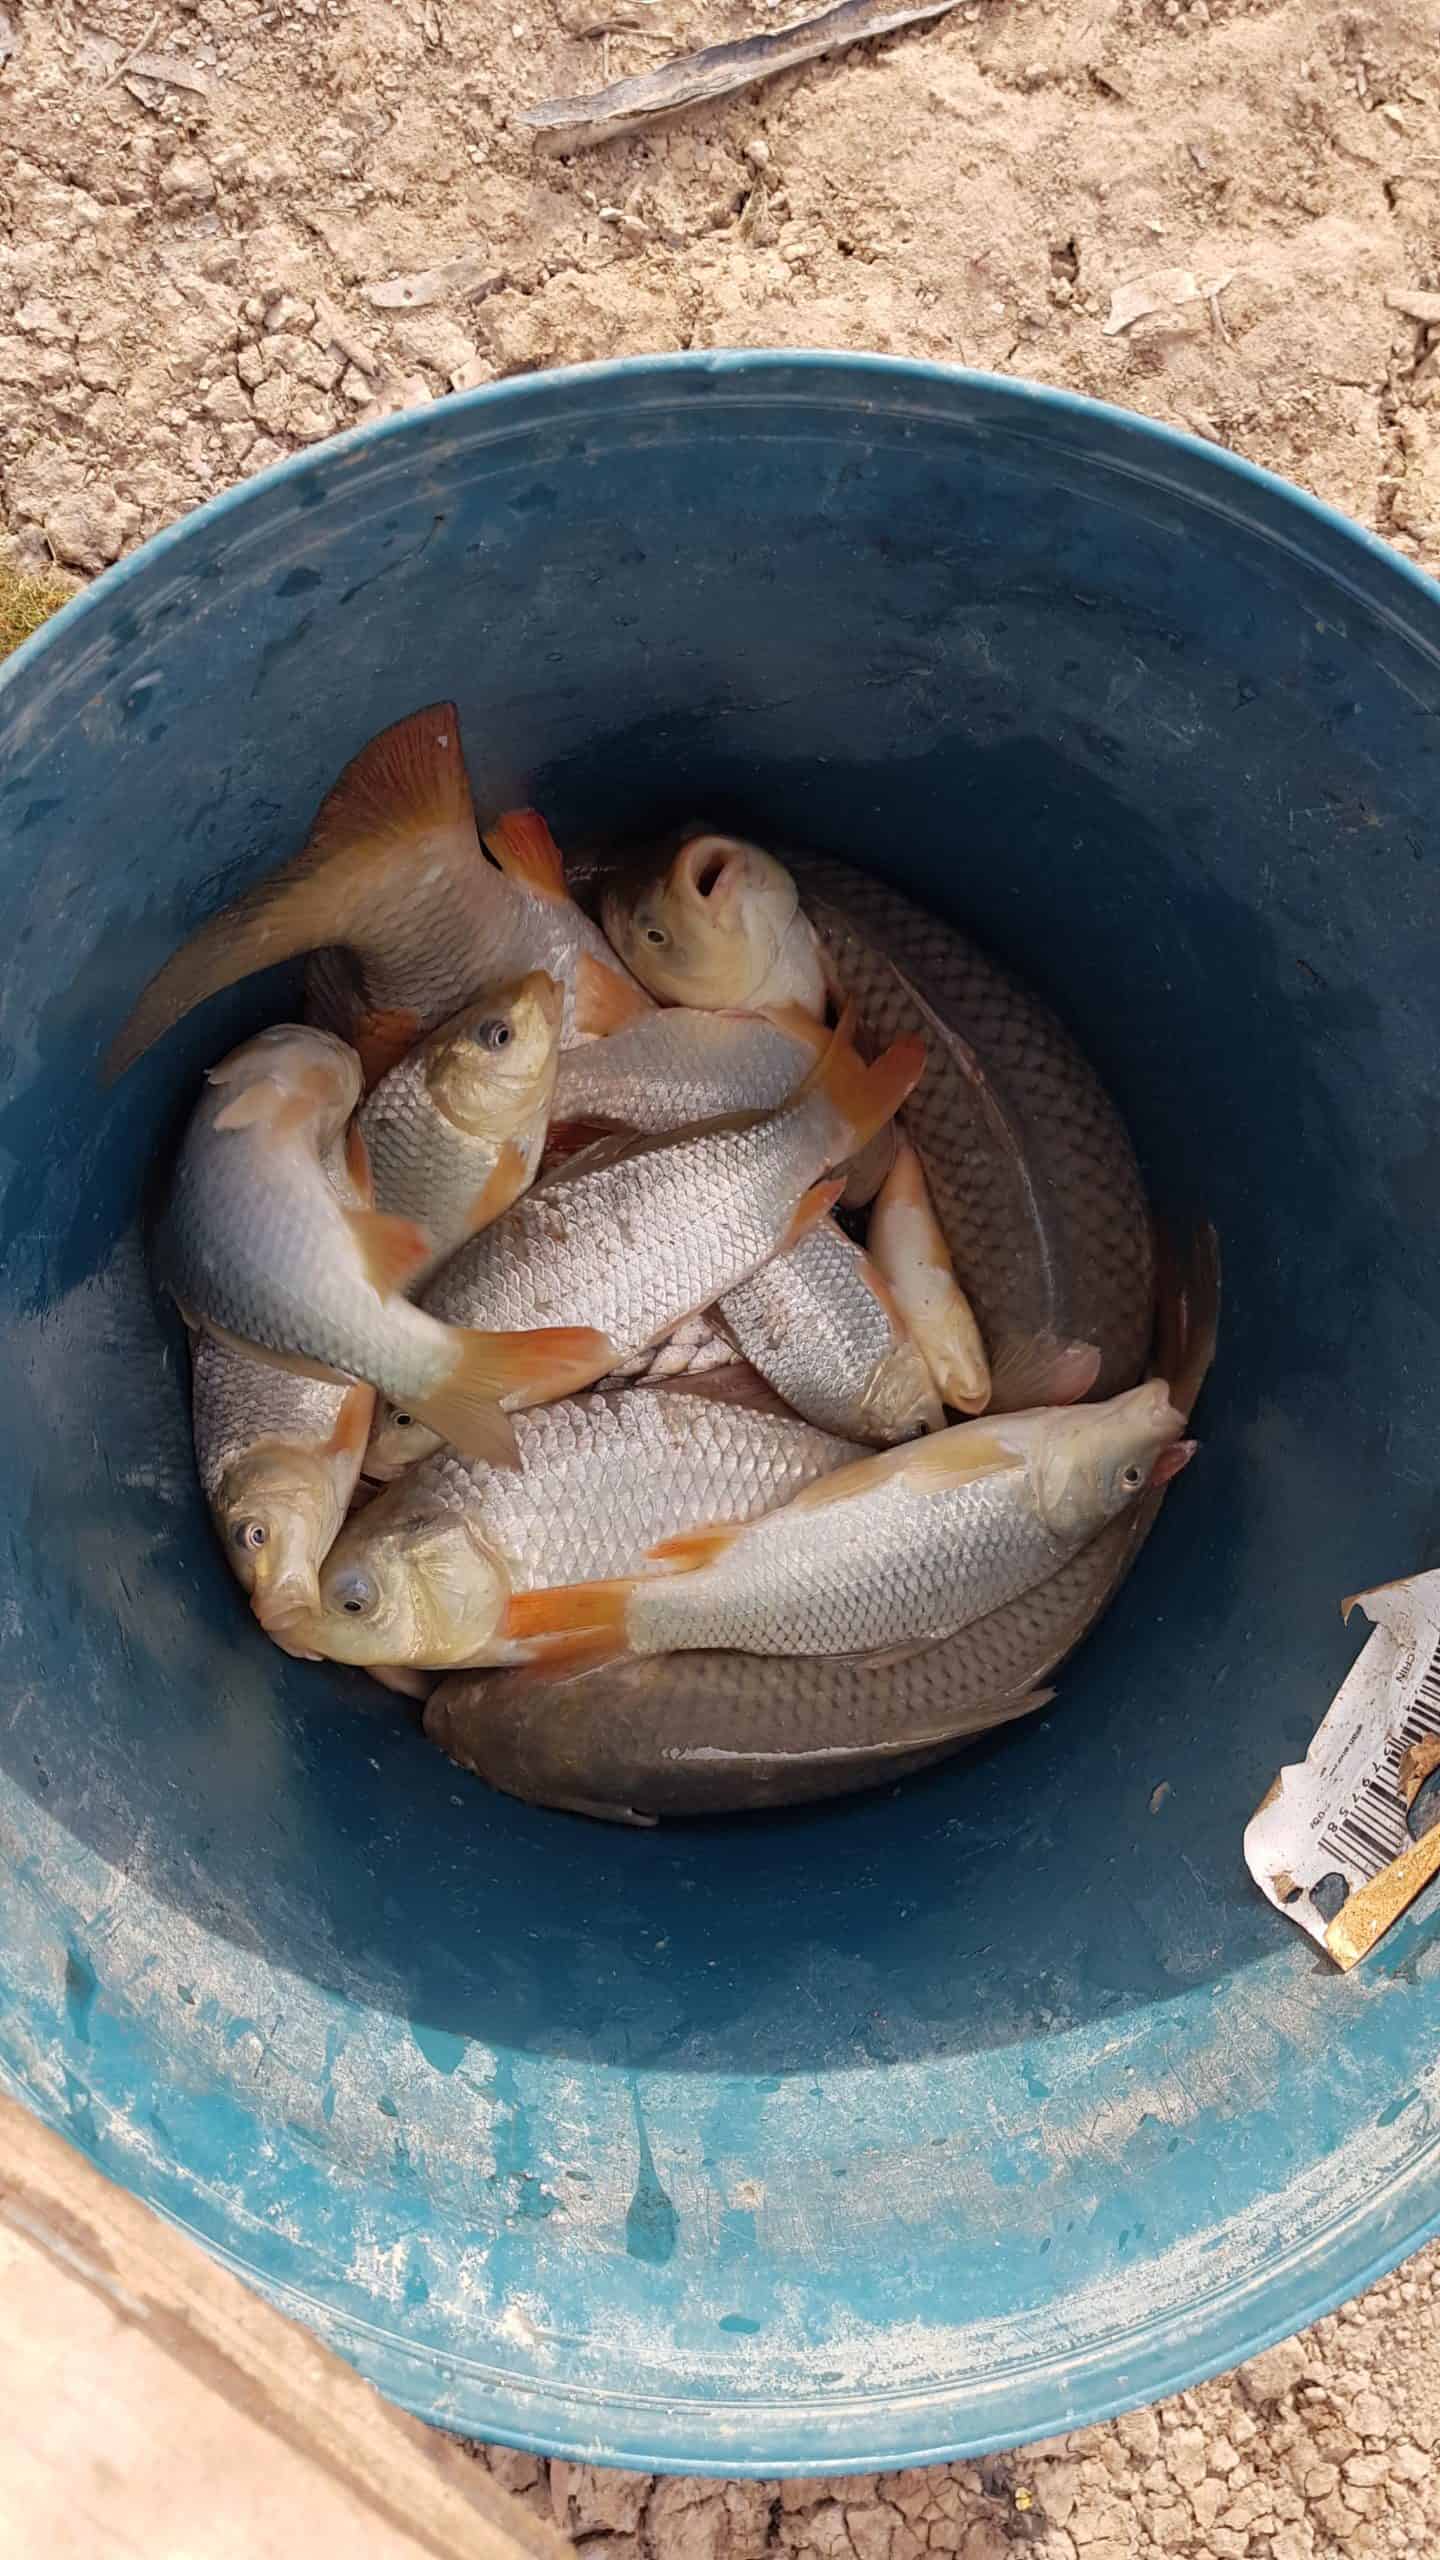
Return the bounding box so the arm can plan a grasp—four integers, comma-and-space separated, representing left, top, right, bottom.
329, 1566, 377, 1618
233, 1519, 267, 1552
1121, 1464, 1144, 1490
391, 1412, 414, 1429
477, 1018, 512, 1051
643, 925, 668, 947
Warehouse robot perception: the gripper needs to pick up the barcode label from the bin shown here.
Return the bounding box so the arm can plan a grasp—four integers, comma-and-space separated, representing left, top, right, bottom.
1245, 1571, 1440, 1965
1317, 1639, 1440, 1880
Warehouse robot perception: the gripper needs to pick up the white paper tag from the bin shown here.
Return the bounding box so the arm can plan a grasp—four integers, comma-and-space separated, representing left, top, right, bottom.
1244, 1567, 1440, 1970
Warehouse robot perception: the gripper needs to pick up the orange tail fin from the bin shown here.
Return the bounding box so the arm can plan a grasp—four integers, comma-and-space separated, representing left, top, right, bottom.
103, 705, 475, 1080
415, 1321, 613, 1467
796, 1006, 926, 1154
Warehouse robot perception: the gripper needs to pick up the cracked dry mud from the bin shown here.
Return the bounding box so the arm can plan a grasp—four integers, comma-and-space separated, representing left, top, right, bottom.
5, 0, 1440, 2550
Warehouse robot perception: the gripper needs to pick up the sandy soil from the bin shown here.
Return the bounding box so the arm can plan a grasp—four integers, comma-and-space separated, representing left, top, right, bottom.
5, 0, 1440, 2551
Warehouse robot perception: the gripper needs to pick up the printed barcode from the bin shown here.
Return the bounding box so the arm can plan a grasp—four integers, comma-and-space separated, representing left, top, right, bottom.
1317, 1635, 1440, 1883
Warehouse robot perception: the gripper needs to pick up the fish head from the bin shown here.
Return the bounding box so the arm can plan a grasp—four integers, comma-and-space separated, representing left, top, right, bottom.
423, 971, 562, 1138
303, 1488, 510, 1669
1029, 1380, 1193, 1540
365, 1401, 445, 1479
205, 1024, 362, 1143
602, 834, 803, 1008
216, 1442, 349, 1632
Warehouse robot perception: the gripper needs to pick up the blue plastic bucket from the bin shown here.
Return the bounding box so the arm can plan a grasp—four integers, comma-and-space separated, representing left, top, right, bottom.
3, 354, 1439, 2471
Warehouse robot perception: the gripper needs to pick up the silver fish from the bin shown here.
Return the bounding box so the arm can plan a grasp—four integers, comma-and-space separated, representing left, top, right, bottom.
156, 1024, 610, 1467
436, 1228, 1220, 1815
364, 1012, 924, 1476
717, 1217, 942, 1445
502, 1383, 1193, 1669
191, 1330, 373, 1633
292, 1380, 862, 1672
548, 1003, 824, 1140
357, 971, 561, 1273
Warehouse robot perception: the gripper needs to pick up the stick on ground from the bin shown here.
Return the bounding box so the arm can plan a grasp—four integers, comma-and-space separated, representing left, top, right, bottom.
519, 0, 960, 152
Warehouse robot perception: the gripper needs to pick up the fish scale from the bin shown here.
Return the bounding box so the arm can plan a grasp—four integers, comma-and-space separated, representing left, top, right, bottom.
633, 1468, 1075, 1659
423, 1078, 869, 1370
415, 1390, 862, 1591
552, 1009, 813, 1129
718, 1218, 940, 1444
191, 1331, 350, 1499
796, 853, 1155, 1401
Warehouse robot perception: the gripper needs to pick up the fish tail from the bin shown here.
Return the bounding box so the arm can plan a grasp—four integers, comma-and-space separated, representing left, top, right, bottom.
103, 705, 474, 1079
416, 1321, 614, 1467
987, 1334, 1102, 1412
797, 1005, 926, 1154
500, 1579, 634, 1672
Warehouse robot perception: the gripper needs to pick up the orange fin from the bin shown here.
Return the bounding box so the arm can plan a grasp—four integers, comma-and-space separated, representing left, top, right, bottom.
756, 1001, 833, 1063
987, 1335, 1101, 1413
501, 1580, 632, 1670
796, 1007, 926, 1154
416, 1322, 613, 1465
779, 1177, 845, 1252
352, 1008, 422, 1088
344, 1118, 374, 1204
325, 1381, 377, 1463
839, 1119, 897, 1208
542, 1116, 620, 1162
574, 949, 654, 1036
347, 1209, 433, 1298
466, 1138, 530, 1236
482, 807, 569, 901
103, 706, 474, 1081
646, 1521, 744, 1571
785, 1425, 1019, 1515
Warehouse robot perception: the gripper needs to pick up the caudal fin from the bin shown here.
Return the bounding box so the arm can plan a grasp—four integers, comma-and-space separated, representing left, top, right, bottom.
796, 1005, 926, 1155
416, 1321, 613, 1467
103, 705, 475, 1080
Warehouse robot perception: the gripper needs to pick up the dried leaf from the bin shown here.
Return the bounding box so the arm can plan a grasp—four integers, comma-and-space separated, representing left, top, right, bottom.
520, 0, 960, 153
1103, 268, 1201, 336
364, 252, 504, 311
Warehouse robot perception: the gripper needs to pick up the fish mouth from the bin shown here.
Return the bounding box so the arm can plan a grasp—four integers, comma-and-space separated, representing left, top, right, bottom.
1149, 1438, 1197, 1487
676, 834, 744, 904
251, 1569, 324, 1653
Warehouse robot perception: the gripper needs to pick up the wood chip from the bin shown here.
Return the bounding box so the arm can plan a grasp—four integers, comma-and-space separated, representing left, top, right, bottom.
519, 0, 961, 153
1385, 287, 1440, 326
363, 251, 505, 311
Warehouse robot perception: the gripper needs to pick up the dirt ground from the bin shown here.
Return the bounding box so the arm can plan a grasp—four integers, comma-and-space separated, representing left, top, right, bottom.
5, 0, 1440, 2552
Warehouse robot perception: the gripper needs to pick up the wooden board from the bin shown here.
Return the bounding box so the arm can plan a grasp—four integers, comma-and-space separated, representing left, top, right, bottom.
0, 2089, 573, 2560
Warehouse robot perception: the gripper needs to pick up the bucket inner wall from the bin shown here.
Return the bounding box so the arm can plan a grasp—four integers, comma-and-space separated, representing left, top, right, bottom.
2, 358, 1439, 2470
